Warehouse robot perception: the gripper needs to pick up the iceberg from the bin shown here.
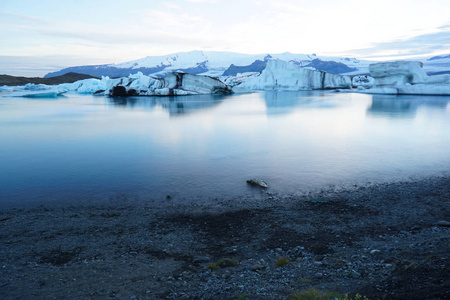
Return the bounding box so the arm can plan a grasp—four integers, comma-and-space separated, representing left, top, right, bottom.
5, 88, 68, 98
57, 76, 116, 94
107, 72, 232, 97
237, 59, 351, 91
3, 72, 233, 98
0, 85, 15, 92
369, 61, 429, 86
361, 61, 450, 95
23, 83, 51, 91
1, 83, 51, 93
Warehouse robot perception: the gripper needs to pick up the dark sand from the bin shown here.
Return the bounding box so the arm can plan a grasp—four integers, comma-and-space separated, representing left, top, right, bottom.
1, 176, 449, 299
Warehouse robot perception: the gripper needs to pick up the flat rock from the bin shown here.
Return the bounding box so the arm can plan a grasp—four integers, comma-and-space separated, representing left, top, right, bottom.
246, 179, 268, 188
437, 220, 450, 227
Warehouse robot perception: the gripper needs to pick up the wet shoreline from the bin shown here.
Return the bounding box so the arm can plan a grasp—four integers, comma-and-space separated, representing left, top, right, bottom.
1, 176, 449, 299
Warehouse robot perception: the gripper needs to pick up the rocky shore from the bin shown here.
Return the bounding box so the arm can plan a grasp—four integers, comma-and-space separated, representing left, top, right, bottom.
1, 176, 449, 299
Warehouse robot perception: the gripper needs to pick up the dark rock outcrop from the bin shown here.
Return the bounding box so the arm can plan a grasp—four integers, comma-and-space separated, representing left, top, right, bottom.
222, 60, 267, 76
44, 65, 168, 78
110, 86, 138, 97
305, 59, 356, 74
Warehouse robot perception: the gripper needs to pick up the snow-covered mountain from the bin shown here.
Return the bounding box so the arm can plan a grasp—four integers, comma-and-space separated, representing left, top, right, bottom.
424, 54, 450, 75
7, 55, 450, 98
43, 50, 450, 79
43, 51, 374, 78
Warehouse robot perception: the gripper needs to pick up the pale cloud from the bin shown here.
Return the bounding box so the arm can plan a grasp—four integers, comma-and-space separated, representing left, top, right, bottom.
348, 26, 450, 60
136, 9, 204, 29
1, 0, 450, 75
183, 0, 218, 3
163, 3, 181, 10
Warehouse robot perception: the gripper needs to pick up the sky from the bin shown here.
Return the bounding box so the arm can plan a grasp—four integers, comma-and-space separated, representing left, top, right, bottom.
1, 0, 450, 76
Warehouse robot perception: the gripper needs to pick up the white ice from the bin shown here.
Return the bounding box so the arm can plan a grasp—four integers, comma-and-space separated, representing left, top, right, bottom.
237, 59, 351, 91
360, 60, 450, 95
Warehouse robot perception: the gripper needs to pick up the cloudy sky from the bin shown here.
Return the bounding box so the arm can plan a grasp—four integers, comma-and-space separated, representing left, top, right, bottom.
1, 0, 449, 76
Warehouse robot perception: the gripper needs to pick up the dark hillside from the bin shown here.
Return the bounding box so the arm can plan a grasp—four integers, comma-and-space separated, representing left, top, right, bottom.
0, 72, 98, 86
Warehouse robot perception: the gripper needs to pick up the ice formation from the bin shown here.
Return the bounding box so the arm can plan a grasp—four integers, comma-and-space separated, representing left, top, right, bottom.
220, 72, 260, 87
2, 72, 233, 98
106, 72, 233, 96
361, 61, 450, 95
0, 83, 52, 93
237, 59, 351, 91
5, 59, 450, 98
369, 61, 428, 86
5, 88, 68, 98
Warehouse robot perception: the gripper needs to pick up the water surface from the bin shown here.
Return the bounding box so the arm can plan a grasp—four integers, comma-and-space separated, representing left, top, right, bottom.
1, 91, 449, 207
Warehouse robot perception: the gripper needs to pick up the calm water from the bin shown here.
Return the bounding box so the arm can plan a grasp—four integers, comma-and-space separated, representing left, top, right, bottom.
1, 91, 449, 207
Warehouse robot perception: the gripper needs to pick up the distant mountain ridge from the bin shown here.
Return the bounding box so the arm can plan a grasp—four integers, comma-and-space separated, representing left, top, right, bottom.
43, 51, 450, 79
428, 54, 450, 61
44, 51, 371, 78
222, 60, 268, 76
0, 72, 98, 86
304, 59, 357, 74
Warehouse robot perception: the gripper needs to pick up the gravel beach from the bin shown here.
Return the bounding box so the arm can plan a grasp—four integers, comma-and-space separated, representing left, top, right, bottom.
1, 176, 449, 299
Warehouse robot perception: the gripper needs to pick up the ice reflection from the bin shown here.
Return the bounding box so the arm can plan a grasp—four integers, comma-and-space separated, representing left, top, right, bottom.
1, 91, 449, 208
367, 95, 450, 118
262, 90, 344, 115
105, 94, 227, 116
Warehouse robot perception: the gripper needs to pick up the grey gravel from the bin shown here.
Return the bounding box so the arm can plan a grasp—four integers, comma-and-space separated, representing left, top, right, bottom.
1, 176, 449, 299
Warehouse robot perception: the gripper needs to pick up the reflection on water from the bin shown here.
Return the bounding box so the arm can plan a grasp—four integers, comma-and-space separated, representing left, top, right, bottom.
0, 91, 449, 207
367, 95, 450, 118
106, 94, 226, 116
263, 91, 345, 114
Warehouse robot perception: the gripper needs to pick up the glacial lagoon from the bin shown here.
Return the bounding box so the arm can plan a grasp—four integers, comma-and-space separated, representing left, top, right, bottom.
0, 91, 449, 207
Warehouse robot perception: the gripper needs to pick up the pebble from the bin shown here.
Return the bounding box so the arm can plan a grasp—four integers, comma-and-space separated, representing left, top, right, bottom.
314, 272, 323, 278
351, 270, 361, 278
437, 220, 450, 227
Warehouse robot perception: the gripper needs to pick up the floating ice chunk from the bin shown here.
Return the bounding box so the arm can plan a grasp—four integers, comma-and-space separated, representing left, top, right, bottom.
0, 85, 15, 92
5, 88, 67, 98
238, 59, 351, 91
369, 61, 428, 86
107, 72, 232, 96
361, 61, 450, 95
23, 83, 51, 90
76, 79, 106, 93
5, 71, 233, 97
